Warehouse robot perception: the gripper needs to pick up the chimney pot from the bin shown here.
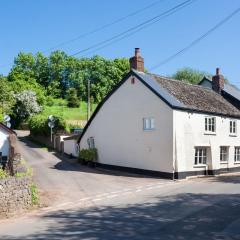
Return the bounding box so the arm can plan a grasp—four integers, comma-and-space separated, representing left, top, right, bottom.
216, 67, 220, 75
129, 48, 144, 72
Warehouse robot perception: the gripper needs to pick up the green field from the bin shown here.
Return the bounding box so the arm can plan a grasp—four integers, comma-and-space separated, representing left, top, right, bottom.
42, 99, 97, 126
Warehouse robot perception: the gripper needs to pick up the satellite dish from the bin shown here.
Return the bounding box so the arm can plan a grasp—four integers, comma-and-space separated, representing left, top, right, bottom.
48, 122, 55, 128
4, 115, 10, 123
48, 115, 55, 122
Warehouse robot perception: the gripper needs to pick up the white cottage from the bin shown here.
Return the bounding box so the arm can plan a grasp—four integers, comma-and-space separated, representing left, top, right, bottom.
0, 123, 16, 164
78, 48, 240, 179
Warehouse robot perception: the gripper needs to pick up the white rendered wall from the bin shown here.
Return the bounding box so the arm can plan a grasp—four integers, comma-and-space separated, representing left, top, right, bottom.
174, 110, 240, 172
80, 75, 174, 173
0, 129, 9, 157
64, 139, 78, 157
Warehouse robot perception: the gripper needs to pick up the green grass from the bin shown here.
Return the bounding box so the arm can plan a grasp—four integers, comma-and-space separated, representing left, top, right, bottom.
42, 100, 97, 121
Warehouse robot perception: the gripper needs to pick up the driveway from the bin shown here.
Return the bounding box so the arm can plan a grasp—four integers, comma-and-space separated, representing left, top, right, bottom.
1, 131, 240, 239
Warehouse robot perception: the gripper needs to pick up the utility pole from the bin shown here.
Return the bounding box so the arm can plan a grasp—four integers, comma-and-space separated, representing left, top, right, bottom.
87, 78, 90, 121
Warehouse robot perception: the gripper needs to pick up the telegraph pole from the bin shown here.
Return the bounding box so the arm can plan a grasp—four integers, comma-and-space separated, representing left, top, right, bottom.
87, 78, 90, 121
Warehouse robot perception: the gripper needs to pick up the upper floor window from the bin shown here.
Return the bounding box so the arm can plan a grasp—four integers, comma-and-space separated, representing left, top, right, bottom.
220, 146, 228, 162
194, 147, 207, 165
230, 120, 237, 135
143, 118, 155, 130
234, 147, 240, 163
205, 117, 216, 133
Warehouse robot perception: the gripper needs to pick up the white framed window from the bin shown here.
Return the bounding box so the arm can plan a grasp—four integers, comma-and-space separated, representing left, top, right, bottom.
220, 146, 228, 162
194, 147, 207, 165
234, 147, 240, 162
205, 116, 216, 133
230, 120, 237, 135
143, 118, 155, 130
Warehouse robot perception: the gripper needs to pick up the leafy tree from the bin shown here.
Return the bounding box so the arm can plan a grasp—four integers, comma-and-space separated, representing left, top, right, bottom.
67, 88, 80, 108
172, 67, 211, 84
0, 76, 15, 116
12, 90, 41, 127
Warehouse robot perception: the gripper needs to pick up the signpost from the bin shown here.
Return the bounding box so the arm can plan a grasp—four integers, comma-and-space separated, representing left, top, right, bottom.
3, 115, 11, 128
48, 115, 55, 143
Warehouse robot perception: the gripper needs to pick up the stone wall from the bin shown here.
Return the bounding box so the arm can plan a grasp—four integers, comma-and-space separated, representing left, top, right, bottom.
0, 177, 32, 218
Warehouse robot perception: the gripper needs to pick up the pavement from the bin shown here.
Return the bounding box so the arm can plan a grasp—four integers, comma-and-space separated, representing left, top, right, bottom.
0, 131, 240, 239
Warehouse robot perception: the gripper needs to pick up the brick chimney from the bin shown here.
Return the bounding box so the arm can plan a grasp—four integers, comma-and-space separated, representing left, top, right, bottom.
212, 68, 224, 94
129, 48, 144, 72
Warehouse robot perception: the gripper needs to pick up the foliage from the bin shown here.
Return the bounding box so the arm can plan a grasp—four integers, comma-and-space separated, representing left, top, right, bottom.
45, 96, 54, 106
30, 183, 39, 205
67, 88, 80, 108
12, 90, 41, 127
172, 67, 211, 84
79, 148, 98, 162
28, 113, 67, 136
7, 51, 130, 103
0, 169, 9, 179
0, 75, 15, 115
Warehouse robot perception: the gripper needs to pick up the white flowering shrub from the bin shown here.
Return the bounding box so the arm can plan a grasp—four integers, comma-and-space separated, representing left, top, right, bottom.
14, 90, 41, 120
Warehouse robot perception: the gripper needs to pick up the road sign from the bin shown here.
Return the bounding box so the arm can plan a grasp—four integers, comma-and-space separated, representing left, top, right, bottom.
48, 122, 55, 129
4, 115, 10, 123
48, 115, 55, 122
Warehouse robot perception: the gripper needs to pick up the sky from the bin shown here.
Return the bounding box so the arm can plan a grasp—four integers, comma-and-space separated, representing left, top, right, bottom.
1, 0, 240, 85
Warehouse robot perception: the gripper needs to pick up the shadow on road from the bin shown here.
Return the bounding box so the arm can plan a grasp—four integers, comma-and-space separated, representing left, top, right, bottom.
207, 174, 240, 184
1, 193, 240, 240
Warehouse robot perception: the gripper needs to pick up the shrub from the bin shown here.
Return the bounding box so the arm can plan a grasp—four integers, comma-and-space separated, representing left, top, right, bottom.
28, 114, 67, 136
0, 169, 8, 179
67, 88, 80, 108
46, 96, 54, 106
30, 183, 39, 205
79, 148, 98, 162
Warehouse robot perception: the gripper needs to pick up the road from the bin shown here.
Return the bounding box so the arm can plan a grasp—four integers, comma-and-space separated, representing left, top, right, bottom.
1, 131, 240, 239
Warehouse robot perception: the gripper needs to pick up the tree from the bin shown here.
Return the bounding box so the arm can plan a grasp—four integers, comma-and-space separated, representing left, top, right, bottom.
0, 76, 15, 116
12, 91, 41, 127
172, 67, 211, 84
67, 88, 80, 108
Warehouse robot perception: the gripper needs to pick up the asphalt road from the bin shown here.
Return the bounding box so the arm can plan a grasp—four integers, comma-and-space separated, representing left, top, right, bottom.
1, 131, 240, 239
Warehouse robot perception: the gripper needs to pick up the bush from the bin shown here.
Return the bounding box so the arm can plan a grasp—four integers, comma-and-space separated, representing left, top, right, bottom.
28, 114, 67, 136
30, 183, 39, 205
45, 96, 54, 106
79, 148, 98, 162
0, 169, 8, 179
67, 88, 80, 108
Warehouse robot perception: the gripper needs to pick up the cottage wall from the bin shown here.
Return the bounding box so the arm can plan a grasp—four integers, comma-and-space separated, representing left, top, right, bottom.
80, 75, 174, 173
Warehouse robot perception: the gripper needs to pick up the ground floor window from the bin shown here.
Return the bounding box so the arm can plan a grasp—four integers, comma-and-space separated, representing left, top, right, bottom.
220, 146, 228, 162
234, 147, 240, 162
194, 147, 207, 165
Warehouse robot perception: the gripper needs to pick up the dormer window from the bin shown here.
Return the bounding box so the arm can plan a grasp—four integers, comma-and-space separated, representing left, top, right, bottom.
205, 116, 216, 133
230, 120, 237, 136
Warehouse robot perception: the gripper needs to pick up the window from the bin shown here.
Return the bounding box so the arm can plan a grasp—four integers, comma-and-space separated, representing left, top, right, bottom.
143, 118, 155, 130
205, 117, 216, 133
87, 137, 95, 149
234, 147, 240, 162
230, 120, 237, 135
194, 148, 207, 165
220, 146, 228, 162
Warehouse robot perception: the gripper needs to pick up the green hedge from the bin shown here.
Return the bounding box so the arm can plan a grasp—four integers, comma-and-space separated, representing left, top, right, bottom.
79, 148, 98, 162
28, 114, 67, 136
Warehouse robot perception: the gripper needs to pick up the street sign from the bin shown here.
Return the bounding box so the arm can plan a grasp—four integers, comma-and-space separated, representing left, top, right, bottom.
4, 115, 10, 123
48, 115, 55, 122
48, 115, 55, 143
48, 122, 55, 129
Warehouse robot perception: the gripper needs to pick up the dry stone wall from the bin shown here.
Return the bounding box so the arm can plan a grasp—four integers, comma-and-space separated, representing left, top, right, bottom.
0, 177, 32, 218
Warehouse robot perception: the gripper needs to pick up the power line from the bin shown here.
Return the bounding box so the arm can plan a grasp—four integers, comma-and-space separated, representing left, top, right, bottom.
149, 6, 240, 71
44, 0, 165, 53
70, 0, 195, 57
80, 0, 195, 57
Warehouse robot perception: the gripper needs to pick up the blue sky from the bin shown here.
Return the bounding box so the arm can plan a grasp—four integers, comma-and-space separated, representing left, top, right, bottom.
1, 0, 240, 85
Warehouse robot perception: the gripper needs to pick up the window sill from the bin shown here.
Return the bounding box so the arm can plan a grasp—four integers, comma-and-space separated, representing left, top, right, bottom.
204, 132, 216, 136
193, 164, 207, 168
234, 162, 240, 165
143, 129, 155, 131
229, 134, 237, 137
220, 162, 228, 164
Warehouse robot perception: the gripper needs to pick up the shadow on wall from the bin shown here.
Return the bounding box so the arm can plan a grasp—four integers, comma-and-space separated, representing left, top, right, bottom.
1, 193, 240, 240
